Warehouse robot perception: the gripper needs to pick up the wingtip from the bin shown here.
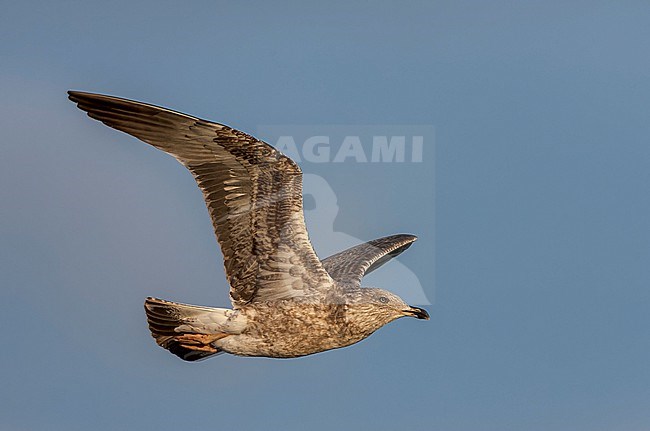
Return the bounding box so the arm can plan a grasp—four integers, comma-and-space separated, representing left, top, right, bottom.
68, 90, 112, 103
396, 233, 418, 242
67, 90, 88, 104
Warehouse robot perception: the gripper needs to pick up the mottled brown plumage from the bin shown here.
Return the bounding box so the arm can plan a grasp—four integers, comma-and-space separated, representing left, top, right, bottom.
69, 91, 428, 361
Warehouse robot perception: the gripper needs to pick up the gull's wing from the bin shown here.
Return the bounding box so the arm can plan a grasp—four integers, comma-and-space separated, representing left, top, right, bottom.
320, 234, 417, 286
69, 91, 332, 308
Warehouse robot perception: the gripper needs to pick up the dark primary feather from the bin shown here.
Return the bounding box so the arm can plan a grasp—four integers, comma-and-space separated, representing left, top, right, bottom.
68, 91, 332, 307
320, 234, 417, 286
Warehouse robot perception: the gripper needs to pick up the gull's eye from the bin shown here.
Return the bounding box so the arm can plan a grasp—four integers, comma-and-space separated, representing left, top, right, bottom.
379, 296, 389, 304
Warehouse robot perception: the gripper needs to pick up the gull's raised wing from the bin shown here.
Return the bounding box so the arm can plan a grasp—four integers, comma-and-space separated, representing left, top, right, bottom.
69, 91, 332, 307
321, 234, 417, 286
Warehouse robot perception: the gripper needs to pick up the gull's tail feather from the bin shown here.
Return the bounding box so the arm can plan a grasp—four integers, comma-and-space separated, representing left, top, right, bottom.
144, 297, 229, 362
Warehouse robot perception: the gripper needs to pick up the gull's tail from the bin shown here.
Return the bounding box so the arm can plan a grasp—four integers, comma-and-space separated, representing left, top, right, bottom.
144, 297, 234, 362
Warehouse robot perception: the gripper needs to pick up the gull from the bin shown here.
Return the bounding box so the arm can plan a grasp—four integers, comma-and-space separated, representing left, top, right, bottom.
68, 91, 429, 361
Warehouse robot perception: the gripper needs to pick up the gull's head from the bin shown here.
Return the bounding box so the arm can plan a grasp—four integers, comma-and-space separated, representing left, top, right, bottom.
352, 288, 430, 326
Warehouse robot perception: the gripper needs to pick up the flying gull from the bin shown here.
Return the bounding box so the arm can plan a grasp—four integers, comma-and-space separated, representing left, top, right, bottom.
68, 91, 429, 361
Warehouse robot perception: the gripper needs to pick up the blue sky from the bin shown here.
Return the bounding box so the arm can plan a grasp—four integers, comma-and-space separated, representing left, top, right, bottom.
1, 1, 649, 430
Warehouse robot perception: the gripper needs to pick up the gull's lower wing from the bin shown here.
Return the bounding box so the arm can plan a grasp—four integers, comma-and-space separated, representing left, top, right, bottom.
320, 234, 417, 286
69, 91, 332, 307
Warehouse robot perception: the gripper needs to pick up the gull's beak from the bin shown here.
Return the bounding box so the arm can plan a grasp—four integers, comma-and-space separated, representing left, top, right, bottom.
403, 306, 430, 320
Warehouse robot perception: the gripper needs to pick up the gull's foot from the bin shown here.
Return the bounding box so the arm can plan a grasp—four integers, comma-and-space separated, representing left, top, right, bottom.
174, 333, 226, 353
